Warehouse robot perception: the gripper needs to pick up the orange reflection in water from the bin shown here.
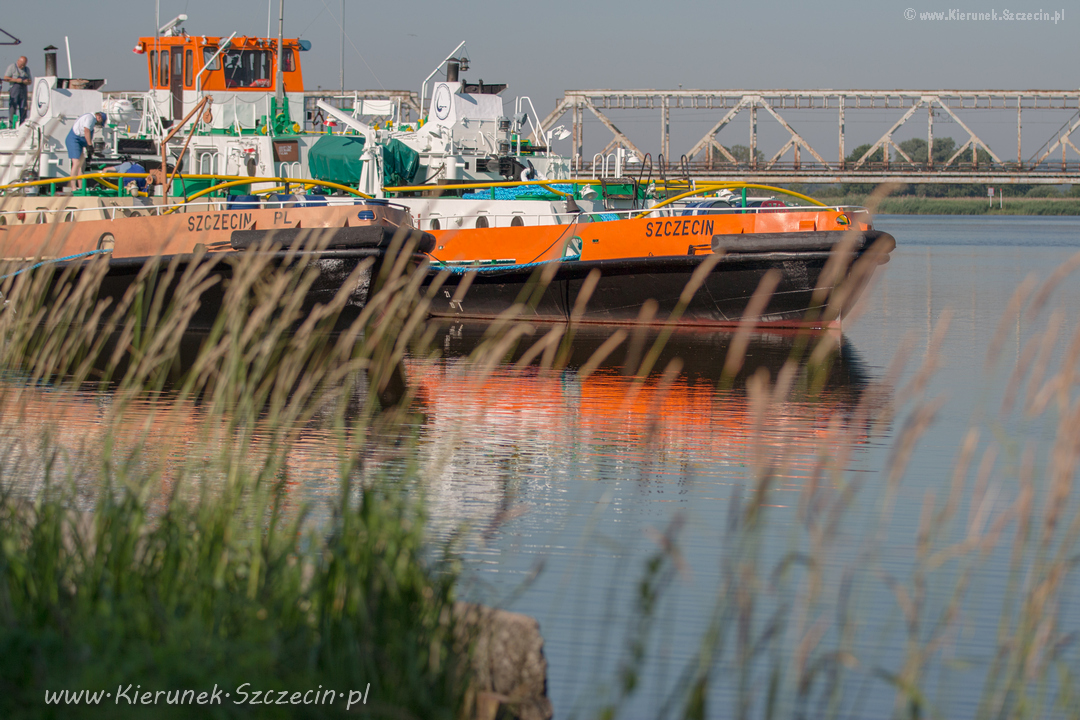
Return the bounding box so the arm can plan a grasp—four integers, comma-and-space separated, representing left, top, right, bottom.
0, 326, 882, 523
407, 326, 877, 509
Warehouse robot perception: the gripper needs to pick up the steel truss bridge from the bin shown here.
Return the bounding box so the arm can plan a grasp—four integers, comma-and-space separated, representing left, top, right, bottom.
538, 90, 1080, 185
108, 88, 1080, 185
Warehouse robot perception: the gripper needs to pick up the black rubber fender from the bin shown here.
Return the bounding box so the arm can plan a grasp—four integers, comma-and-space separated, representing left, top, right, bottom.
230, 225, 435, 253
710, 230, 870, 254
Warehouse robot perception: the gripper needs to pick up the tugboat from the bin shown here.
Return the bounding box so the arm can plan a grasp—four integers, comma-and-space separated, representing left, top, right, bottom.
363, 50, 894, 327
0, 17, 433, 318
0, 23, 891, 329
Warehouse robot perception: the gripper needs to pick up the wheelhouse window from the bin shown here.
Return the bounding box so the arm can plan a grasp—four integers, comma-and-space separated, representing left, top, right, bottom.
185, 49, 193, 86
159, 50, 169, 87
283, 49, 295, 72
222, 49, 272, 88
149, 52, 157, 87
202, 47, 220, 70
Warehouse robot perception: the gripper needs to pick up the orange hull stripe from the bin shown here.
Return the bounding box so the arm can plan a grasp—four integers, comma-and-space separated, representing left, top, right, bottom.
430, 210, 855, 264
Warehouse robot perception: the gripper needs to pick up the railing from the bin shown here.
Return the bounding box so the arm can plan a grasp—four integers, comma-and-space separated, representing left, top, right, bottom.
2, 175, 849, 230
571, 159, 1080, 176
197, 150, 221, 176
0, 194, 388, 225
514, 96, 544, 145
0, 173, 371, 203
0, 198, 857, 230
590, 153, 606, 179
414, 203, 858, 231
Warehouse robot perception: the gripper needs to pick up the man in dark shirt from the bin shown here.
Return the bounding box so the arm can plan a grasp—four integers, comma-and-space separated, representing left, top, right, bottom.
3, 56, 32, 125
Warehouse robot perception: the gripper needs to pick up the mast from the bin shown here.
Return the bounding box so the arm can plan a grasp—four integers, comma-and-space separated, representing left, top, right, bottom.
274, 0, 284, 104
339, 0, 344, 94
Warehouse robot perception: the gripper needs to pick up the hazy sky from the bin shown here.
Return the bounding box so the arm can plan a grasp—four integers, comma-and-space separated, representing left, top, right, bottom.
2, 1, 1075, 158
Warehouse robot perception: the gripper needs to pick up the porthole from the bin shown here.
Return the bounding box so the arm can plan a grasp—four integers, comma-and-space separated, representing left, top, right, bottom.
430, 218, 441, 230
510, 215, 524, 227
475, 216, 489, 229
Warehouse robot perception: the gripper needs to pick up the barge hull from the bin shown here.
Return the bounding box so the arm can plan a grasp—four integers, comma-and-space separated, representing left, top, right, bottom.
425, 251, 842, 327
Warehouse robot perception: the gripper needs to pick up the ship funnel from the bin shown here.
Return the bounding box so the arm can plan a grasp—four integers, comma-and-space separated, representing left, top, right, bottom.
446, 60, 459, 82
44, 45, 57, 77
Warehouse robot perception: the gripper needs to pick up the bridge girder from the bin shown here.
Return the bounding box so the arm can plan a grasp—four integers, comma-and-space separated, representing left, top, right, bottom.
541, 89, 1080, 183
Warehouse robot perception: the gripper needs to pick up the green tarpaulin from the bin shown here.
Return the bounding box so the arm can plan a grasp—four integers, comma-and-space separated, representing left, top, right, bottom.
307, 135, 419, 188
307, 134, 366, 185
382, 139, 419, 187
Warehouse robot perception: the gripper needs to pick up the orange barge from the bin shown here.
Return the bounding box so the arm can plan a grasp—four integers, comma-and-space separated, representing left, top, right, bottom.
421, 201, 894, 327
0, 189, 433, 318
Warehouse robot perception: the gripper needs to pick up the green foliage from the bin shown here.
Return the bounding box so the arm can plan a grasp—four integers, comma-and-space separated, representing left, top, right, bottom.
1025, 185, 1065, 197
842, 143, 887, 194
0, 240, 467, 719
895, 136, 957, 165
724, 144, 765, 165
0, 481, 460, 720
826, 194, 1080, 215
846, 143, 886, 166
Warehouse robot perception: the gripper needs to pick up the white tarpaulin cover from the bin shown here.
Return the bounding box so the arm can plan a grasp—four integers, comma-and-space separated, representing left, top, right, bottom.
356, 99, 394, 116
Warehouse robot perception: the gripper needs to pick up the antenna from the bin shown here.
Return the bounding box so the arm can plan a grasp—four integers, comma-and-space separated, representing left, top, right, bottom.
419, 41, 468, 117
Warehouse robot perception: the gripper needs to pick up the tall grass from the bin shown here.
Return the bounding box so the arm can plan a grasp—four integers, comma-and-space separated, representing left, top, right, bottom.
11, 203, 1077, 720
0, 234, 469, 719
578, 254, 1080, 718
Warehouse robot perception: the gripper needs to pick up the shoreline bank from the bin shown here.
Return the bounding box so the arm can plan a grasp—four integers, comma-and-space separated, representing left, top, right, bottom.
815, 195, 1080, 215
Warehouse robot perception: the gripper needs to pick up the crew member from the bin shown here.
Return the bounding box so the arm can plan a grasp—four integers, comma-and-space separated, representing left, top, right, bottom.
104, 160, 148, 194
66, 111, 106, 190
3, 56, 31, 125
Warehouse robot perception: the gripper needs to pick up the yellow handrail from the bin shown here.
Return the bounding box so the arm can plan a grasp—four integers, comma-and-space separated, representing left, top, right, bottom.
162, 177, 369, 214
633, 183, 826, 219
383, 178, 610, 194
383, 178, 827, 213
0, 173, 370, 203
0, 172, 142, 192
1, 175, 829, 220
172, 174, 370, 198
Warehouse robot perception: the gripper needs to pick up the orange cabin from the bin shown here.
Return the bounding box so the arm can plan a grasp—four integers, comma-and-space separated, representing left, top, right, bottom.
134, 35, 305, 93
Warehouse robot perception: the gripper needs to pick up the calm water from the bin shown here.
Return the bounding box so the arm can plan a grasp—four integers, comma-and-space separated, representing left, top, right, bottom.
407, 215, 1080, 718
8, 215, 1080, 718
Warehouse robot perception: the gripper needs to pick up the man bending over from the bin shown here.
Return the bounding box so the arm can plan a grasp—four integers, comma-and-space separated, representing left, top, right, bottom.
66, 111, 106, 191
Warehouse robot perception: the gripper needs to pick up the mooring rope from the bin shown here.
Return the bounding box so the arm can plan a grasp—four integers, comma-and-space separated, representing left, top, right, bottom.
428, 253, 581, 275
0, 249, 111, 281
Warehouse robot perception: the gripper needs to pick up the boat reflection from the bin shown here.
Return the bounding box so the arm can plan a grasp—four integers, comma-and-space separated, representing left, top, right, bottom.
408, 322, 885, 534
0, 322, 886, 532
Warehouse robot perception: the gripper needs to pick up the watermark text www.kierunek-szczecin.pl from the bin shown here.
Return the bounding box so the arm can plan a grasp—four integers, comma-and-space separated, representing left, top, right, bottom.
43, 683, 372, 711
904, 7, 1065, 21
